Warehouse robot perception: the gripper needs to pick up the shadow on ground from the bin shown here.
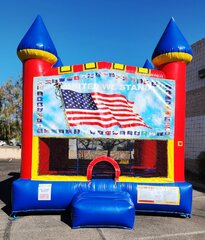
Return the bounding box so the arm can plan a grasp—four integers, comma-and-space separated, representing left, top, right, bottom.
0, 172, 20, 215
185, 169, 205, 193
0, 172, 72, 227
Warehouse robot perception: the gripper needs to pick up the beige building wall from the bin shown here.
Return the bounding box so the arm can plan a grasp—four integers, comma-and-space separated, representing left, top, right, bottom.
0, 146, 21, 159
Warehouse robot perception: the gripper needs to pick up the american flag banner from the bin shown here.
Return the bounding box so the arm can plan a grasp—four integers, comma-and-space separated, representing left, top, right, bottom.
61, 89, 150, 129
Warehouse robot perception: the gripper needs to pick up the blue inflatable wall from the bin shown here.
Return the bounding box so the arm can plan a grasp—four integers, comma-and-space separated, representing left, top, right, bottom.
12, 179, 192, 219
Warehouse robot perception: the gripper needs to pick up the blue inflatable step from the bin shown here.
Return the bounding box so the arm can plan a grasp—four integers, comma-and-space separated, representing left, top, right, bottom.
71, 191, 135, 229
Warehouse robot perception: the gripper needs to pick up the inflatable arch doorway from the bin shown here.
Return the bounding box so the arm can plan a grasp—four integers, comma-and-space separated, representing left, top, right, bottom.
12, 16, 193, 229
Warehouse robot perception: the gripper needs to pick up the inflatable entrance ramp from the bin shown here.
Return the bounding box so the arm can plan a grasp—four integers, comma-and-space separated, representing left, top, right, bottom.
71, 191, 135, 229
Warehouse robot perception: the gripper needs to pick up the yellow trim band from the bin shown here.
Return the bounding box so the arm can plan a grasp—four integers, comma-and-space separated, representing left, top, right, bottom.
167, 140, 174, 180
32, 136, 39, 178
32, 137, 174, 183
119, 140, 174, 183
119, 177, 173, 183
152, 52, 192, 67
17, 49, 57, 64
32, 175, 87, 182
137, 67, 150, 75
58, 65, 73, 74
84, 62, 97, 70
31, 136, 88, 181
112, 63, 125, 71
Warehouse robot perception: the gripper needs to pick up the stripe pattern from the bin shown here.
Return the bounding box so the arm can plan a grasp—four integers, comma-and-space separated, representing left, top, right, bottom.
61, 89, 149, 129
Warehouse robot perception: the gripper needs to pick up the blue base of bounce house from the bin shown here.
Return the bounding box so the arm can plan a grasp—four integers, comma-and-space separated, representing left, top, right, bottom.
12, 179, 192, 228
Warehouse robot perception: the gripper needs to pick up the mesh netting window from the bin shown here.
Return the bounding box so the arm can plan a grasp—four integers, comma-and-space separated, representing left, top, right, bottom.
39, 138, 168, 178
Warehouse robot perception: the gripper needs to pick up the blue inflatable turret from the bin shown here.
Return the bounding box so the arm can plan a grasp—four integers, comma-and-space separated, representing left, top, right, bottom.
17, 15, 58, 65
143, 59, 154, 69
152, 17, 193, 68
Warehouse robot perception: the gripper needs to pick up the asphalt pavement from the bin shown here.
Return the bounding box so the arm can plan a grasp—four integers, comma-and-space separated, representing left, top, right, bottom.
0, 158, 205, 240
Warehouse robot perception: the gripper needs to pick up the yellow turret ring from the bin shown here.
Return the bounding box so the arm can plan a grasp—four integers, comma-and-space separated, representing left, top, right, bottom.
17, 49, 57, 64
152, 52, 193, 68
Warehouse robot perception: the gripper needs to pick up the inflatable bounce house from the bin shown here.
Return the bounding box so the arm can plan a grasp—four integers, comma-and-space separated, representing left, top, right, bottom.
12, 15, 193, 229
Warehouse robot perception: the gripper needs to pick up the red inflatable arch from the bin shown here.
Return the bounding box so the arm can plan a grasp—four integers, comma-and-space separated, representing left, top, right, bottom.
87, 156, 121, 181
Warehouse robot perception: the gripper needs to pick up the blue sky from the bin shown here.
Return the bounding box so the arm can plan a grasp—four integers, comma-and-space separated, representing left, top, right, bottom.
0, 0, 205, 85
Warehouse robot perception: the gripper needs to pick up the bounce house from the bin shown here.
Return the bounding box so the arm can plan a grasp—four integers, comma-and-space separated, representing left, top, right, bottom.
12, 16, 193, 229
